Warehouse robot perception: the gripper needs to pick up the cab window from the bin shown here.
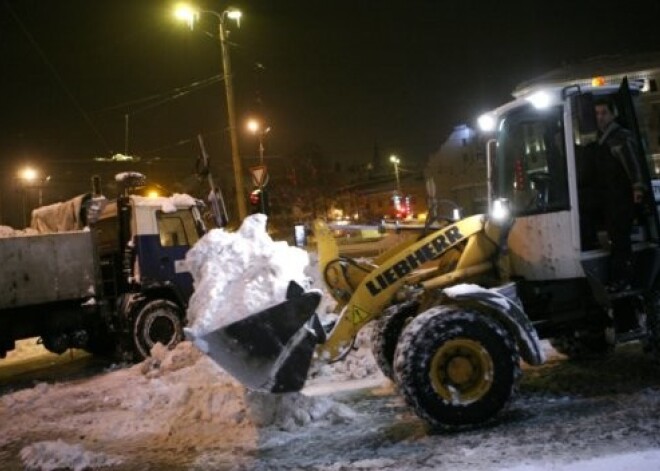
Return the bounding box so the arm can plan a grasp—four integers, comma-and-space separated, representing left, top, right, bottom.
157, 210, 200, 247
495, 105, 569, 215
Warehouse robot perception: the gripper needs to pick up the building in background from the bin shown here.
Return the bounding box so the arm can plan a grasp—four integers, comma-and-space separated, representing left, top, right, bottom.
425, 125, 487, 216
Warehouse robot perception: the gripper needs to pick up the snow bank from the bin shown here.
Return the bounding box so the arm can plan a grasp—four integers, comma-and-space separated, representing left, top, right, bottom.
20, 440, 122, 471
185, 214, 311, 337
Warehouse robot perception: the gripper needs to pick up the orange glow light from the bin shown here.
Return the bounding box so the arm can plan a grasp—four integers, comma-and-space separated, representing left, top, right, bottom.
591, 76, 606, 87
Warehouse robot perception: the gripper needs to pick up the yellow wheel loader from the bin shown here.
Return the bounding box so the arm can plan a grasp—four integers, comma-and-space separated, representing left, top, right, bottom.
194, 77, 660, 429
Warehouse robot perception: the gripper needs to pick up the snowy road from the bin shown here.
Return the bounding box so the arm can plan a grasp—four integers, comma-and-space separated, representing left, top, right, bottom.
2, 340, 660, 470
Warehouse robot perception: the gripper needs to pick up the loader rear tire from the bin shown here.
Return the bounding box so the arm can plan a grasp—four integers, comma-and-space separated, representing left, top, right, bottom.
132, 299, 184, 360
393, 306, 520, 430
371, 301, 418, 380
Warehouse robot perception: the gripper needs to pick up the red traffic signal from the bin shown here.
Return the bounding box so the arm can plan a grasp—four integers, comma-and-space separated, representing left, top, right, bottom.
249, 189, 261, 206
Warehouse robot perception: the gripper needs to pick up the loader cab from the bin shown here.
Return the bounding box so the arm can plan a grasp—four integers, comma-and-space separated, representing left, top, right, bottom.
486, 80, 660, 286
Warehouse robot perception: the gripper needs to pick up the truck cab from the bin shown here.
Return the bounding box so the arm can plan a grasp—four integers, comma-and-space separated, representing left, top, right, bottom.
90, 193, 206, 359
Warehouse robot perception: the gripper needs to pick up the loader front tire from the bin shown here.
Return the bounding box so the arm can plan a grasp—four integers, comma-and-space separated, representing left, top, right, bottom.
132, 299, 184, 360
393, 306, 520, 430
371, 301, 418, 380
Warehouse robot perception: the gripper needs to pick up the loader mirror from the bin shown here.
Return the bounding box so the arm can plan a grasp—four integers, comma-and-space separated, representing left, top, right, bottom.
574, 92, 598, 136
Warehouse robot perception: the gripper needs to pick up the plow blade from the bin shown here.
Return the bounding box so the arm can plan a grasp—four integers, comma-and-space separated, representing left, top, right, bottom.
192, 288, 323, 393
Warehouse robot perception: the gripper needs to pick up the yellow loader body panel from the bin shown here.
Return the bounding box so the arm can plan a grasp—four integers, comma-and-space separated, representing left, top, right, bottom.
318, 215, 495, 359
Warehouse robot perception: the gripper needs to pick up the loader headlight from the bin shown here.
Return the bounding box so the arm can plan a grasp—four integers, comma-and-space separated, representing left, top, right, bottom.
478, 113, 496, 132
490, 198, 511, 223
525, 90, 553, 109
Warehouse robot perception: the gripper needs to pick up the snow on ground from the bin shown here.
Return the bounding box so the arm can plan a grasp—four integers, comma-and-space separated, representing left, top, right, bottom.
20, 440, 123, 471
2, 340, 360, 470
2, 218, 660, 469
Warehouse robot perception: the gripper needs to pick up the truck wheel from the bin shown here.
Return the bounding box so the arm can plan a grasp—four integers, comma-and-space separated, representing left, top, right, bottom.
549, 333, 612, 359
393, 306, 520, 429
371, 301, 417, 380
132, 300, 184, 360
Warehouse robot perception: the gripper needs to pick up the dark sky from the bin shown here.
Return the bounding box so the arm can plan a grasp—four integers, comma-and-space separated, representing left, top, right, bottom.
1, 0, 660, 219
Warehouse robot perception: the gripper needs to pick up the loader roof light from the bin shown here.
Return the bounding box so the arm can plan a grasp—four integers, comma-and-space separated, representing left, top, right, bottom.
525, 90, 552, 109
490, 198, 511, 223
478, 113, 496, 132
591, 76, 606, 87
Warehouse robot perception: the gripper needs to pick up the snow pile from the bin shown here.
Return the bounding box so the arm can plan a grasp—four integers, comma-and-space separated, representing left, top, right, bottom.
20, 440, 122, 471
2, 339, 360, 466
246, 390, 356, 430
309, 323, 382, 381
185, 214, 312, 337
126, 341, 357, 432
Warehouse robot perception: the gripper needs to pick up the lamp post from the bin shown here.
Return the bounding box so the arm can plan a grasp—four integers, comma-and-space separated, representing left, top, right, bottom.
174, 4, 247, 221
246, 118, 271, 215
246, 118, 271, 165
389, 155, 401, 193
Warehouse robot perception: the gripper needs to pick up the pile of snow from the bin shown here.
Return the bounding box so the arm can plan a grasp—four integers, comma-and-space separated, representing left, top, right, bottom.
309, 323, 382, 381
4, 340, 360, 467
185, 214, 312, 337
129, 341, 357, 432
20, 440, 122, 471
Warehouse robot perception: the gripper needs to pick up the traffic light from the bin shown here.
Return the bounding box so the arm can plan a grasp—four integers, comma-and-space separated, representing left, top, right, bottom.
249, 188, 269, 215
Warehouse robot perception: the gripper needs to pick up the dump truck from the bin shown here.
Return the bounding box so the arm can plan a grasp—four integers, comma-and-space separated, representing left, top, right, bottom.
0, 185, 205, 360
195, 77, 660, 430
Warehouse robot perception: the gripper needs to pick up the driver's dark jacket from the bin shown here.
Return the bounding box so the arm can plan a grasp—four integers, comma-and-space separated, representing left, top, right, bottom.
597, 121, 645, 193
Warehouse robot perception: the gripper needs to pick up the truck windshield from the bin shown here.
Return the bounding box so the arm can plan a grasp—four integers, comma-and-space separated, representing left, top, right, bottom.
494, 104, 569, 216
157, 210, 200, 247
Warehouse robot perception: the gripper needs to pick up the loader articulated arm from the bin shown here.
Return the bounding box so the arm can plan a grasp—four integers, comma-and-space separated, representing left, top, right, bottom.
317, 215, 488, 360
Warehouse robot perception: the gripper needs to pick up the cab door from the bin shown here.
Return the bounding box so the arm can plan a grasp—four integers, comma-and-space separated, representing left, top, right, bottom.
494, 102, 584, 280
613, 77, 660, 242
136, 209, 198, 303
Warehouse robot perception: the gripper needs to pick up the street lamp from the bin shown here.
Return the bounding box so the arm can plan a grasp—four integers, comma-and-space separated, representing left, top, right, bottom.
174, 3, 247, 221
18, 166, 49, 227
246, 118, 271, 165
389, 155, 401, 193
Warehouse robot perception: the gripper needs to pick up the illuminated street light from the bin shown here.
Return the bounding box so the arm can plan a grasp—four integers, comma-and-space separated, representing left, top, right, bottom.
389, 155, 401, 193
20, 167, 38, 182
18, 166, 50, 226
174, 3, 247, 221
246, 118, 271, 165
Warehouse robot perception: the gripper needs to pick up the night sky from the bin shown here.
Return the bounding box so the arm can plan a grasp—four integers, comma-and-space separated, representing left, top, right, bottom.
1, 0, 660, 223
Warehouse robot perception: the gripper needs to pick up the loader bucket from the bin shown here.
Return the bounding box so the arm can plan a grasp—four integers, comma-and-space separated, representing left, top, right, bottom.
191, 285, 323, 393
